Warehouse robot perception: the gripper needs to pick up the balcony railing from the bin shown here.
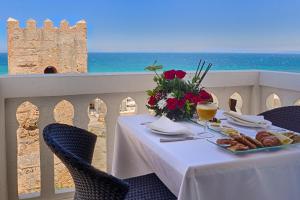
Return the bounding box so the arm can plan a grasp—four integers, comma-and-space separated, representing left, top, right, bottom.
0, 70, 299, 200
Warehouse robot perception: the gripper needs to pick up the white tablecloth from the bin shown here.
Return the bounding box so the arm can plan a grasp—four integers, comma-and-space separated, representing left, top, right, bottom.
112, 114, 300, 200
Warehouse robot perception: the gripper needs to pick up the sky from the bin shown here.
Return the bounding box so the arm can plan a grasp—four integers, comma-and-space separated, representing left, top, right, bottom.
0, 0, 300, 53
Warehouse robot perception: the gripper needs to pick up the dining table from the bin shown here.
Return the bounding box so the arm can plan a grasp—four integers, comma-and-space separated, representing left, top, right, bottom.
112, 111, 300, 200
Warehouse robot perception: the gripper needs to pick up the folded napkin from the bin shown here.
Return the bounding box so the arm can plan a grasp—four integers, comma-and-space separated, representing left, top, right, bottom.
147, 116, 193, 135
223, 111, 270, 127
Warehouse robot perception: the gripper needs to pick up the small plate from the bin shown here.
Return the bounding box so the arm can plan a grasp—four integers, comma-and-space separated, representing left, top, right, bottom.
150, 129, 186, 136
227, 117, 272, 128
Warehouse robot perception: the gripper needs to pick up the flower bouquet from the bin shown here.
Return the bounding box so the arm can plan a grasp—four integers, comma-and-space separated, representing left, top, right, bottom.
145, 60, 213, 121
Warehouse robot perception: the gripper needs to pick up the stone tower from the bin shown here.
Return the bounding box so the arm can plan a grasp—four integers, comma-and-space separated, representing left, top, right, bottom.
7, 18, 87, 74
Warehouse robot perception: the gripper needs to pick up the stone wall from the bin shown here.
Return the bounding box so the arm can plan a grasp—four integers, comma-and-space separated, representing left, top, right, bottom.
8, 18, 88, 195
7, 18, 87, 74
16, 101, 40, 195
53, 100, 75, 191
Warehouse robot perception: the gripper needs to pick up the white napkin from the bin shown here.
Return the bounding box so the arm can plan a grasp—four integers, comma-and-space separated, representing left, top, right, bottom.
223, 111, 270, 127
147, 116, 193, 135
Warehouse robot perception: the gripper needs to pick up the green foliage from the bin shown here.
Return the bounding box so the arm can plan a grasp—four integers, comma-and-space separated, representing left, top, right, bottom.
146, 90, 155, 96
145, 65, 163, 71
145, 60, 163, 72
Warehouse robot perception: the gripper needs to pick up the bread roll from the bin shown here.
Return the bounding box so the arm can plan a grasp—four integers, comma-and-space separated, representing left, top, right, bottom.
232, 135, 257, 149
261, 136, 281, 147
227, 143, 249, 151
256, 131, 272, 142
217, 138, 237, 146
241, 134, 264, 148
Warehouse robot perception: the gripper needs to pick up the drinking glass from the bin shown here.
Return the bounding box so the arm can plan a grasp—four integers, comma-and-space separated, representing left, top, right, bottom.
196, 102, 218, 134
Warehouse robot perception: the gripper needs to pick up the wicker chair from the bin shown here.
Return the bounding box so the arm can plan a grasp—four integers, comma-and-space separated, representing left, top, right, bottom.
259, 106, 300, 132
43, 123, 176, 200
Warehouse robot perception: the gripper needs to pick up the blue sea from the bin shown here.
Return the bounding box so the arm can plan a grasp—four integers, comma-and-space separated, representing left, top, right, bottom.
1, 52, 300, 74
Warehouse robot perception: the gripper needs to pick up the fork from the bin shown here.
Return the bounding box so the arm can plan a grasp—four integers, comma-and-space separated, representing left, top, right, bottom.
160, 134, 214, 142
140, 121, 153, 125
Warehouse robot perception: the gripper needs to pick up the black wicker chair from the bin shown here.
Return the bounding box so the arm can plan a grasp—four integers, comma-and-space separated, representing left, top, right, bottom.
43, 123, 176, 200
259, 106, 300, 132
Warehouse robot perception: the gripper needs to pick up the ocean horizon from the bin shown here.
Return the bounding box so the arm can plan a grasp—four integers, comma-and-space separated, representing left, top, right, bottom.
1, 52, 300, 75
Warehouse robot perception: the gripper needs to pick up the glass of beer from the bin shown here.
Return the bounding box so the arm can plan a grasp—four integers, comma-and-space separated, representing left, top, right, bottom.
196, 102, 218, 134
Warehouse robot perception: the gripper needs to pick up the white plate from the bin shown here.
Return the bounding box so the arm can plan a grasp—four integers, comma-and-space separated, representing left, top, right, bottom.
227, 117, 272, 128
150, 129, 186, 136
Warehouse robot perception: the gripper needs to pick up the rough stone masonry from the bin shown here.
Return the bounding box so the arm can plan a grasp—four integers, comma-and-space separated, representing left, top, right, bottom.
7, 18, 87, 74
8, 18, 88, 195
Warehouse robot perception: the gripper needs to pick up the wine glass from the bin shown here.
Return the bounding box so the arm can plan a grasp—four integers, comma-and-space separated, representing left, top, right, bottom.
196, 102, 218, 134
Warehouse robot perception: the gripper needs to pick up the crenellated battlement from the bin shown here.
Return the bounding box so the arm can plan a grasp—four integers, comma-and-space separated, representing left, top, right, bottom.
43, 19, 53, 29
7, 18, 87, 74
7, 18, 87, 32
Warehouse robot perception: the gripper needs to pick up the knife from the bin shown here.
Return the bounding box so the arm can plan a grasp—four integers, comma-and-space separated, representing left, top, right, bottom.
160, 136, 202, 143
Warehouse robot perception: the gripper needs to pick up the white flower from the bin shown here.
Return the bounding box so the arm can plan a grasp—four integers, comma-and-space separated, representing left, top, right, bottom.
166, 93, 175, 99
157, 99, 167, 109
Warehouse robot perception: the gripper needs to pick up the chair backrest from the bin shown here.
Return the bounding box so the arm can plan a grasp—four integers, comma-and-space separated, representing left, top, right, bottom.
259, 106, 300, 132
43, 123, 129, 200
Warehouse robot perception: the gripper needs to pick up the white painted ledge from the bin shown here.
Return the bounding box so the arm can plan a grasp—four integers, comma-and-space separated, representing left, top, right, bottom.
0, 70, 261, 98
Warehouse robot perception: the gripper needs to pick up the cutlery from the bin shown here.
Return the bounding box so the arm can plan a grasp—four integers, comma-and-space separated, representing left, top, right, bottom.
160, 136, 203, 142
140, 121, 153, 125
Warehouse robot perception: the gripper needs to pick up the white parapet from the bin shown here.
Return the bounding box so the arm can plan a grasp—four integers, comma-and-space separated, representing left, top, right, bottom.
0, 70, 299, 200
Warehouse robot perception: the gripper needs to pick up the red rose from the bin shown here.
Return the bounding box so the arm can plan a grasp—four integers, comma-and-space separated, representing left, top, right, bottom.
191, 96, 200, 104
163, 70, 176, 80
175, 70, 186, 79
198, 90, 213, 103
178, 99, 186, 108
166, 98, 178, 110
184, 92, 194, 101
148, 96, 156, 106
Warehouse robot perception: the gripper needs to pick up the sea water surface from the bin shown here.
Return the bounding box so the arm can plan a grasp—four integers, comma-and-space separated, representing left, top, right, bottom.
1, 52, 300, 74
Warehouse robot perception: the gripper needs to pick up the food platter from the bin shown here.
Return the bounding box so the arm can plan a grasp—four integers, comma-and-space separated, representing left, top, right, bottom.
213, 129, 300, 154
207, 138, 300, 154
190, 118, 300, 154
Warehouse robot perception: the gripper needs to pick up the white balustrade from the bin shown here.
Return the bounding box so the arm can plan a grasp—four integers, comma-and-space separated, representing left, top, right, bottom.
0, 71, 299, 200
